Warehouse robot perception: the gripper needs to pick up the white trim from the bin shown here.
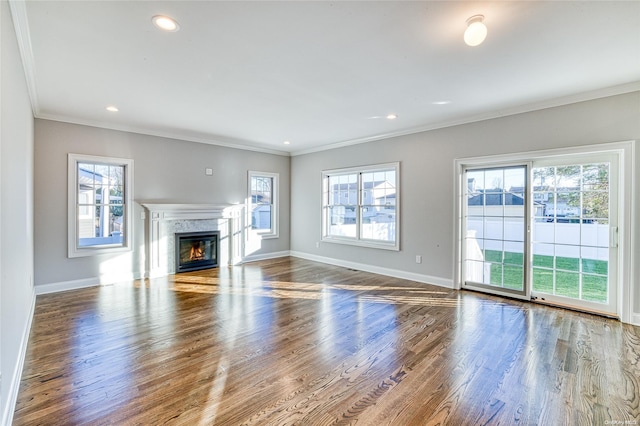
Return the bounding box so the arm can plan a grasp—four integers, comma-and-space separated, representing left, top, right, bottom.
248, 171, 279, 239
321, 162, 400, 251
35, 277, 99, 295
632, 313, 640, 327
140, 203, 245, 277
1, 288, 35, 426
291, 251, 453, 289
454, 140, 636, 323
8, 0, 39, 116
241, 250, 291, 264
34, 272, 143, 296
37, 114, 291, 157
67, 153, 134, 258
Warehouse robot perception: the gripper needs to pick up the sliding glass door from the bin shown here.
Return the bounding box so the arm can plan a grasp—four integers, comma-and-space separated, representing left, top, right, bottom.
530, 157, 617, 314
461, 154, 618, 316
463, 165, 529, 298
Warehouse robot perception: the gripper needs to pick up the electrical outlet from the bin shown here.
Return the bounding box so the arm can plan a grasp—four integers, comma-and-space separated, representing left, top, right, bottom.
205, 168, 213, 176
416, 255, 422, 264
316, 242, 320, 248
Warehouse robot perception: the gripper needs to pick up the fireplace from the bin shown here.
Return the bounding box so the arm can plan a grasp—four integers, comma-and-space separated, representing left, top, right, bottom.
175, 231, 219, 273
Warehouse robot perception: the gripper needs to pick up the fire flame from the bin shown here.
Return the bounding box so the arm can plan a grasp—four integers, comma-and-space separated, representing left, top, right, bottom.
189, 243, 205, 261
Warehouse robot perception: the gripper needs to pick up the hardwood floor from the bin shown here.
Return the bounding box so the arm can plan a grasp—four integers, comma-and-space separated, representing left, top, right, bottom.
14, 257, 640, 425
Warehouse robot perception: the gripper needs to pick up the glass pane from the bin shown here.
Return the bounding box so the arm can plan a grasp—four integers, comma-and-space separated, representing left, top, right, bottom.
485, 169, 503, 192
555, 244, 579, 271
555, 271, 579, 298
484, 217, 504, 240
532, 167, 555, 190
504, 167, 525, 192
582, 275, 607, 303
251, 205, 272, 230
532, 267, 554, 294
503, 265, 523, 290
580, 223, 609, 247
466, 170, 484, 194
582, 163, 609, 191
582, 191, 608, 219
505, 217, 524, 242
327, 206, 356, 238
361, 206, 395, 242
556, 165, 581, 189
486, 262, 501, 285
555, 221, 580, 245
503, 244, 523, 266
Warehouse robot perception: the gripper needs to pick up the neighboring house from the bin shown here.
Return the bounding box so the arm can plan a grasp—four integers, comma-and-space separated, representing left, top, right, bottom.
467, 189, 545, 217
77, 167, 123, 246
330, 180, 396, 225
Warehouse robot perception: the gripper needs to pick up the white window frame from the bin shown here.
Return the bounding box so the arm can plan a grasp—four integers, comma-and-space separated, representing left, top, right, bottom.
322, 162, 400, 251
248, 171, 279, 239
68, 153, 134, 258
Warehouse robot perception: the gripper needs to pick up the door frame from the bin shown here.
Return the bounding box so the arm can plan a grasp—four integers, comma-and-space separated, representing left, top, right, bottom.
453, 141, 635, 323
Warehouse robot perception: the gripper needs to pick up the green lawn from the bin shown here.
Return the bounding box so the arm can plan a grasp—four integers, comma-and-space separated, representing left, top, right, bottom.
483, 250, 608, 303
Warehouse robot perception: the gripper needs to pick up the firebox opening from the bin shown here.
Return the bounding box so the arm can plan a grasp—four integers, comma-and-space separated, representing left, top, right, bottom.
175, 231, 219, 273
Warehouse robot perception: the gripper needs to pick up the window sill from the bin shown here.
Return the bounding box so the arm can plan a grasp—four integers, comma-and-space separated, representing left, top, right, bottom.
321, 236, 399, 251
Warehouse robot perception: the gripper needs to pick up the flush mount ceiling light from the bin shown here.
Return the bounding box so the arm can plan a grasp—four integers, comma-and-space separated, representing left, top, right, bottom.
152, 15, 180, 32
464, 15, 487, 46
386, 114, 398, 120
106, 106, 119, 112
283, 140, 291, 145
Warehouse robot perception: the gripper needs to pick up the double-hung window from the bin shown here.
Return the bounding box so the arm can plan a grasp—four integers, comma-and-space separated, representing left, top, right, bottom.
248, 171, 279, 238
68, 153, 133, 257
322, 163, 399, 250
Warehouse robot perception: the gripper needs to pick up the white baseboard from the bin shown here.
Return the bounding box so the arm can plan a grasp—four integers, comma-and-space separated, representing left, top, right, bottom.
35, 277, 99, 295
290, 251, 454, 289
632, 313, 640, 327
35, 272, 141, 295
241, 250, 291, 264
1, 288, 36, 426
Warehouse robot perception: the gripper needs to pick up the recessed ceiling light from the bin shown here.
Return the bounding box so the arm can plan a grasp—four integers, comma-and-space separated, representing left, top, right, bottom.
432, 101, 451, 105
283, 141, 291, 145
386, 114, 398, 120
106, 106, 119, 112
152, 15, 180, 32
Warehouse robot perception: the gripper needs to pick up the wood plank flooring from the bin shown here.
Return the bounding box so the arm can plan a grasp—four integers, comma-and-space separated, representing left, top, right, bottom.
13, 257, 640, 425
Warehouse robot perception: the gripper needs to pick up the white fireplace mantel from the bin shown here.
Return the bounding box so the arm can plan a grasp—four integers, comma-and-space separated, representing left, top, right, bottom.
140, 203, 245, 277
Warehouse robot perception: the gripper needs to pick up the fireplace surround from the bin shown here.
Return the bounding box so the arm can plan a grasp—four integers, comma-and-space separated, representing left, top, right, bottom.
140, 203, 245, 278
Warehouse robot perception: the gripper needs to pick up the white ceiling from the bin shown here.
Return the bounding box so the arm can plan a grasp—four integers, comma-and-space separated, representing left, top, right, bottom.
10, 1, 640, 155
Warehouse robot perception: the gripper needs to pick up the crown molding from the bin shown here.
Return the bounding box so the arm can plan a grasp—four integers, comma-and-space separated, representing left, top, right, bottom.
290, 81, 640, 156
8, 0, 39, 116
36, 113, 292, 157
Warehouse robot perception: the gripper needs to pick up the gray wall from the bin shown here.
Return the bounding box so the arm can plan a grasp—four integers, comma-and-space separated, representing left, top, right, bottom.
290, 92, 640, 316
1, 0, 35, 423
34, 120, 290, 287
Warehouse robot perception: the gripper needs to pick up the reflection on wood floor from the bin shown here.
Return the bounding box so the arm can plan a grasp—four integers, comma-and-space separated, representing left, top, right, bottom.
14, 257, 640, 425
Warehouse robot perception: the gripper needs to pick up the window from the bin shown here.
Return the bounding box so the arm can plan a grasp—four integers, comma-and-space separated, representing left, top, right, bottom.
68, 153, 133, 258
248, 171, 278, 238
322, 163, 399, 250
